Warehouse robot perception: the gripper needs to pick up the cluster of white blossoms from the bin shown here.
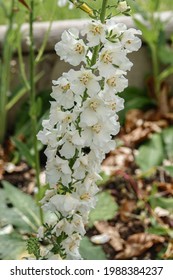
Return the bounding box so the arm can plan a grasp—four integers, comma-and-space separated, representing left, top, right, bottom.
37, 18, 141, 259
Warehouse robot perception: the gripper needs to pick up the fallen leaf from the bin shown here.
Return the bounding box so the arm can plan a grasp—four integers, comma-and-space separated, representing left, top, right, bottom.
119, 199, 136, 222
94, 221, 124, 251
115, 232, 165, 259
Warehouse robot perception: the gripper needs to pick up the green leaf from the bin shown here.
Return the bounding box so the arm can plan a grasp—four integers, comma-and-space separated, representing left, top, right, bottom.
135, 133, 164, 172
88, 191, 118, 227
158, 45, 173, 65
149, 196, 173, 210
1, 181, 40, 233
96, 171, 110, 186
118, 87, 154, 124
12, 138, 35, 167
163, 166, 173, 177
162, 127, 173, 161
147, 225, 173, 238
79, 237, 106, 260
0, 233, 26, 260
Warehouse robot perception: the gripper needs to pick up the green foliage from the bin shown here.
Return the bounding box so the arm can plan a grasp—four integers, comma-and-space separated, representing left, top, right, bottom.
135, 133, 164, 172
79, 236, 106, 260
0, 181, 40, 233
149, 195, 173, 210
27, 237, 41, 260
0, 233, 26, 260
162, 127, 173, 161
0, 181, 41, 259
135, 127, 173, 172
118, 87, 154, 125
163, 166, 173, 177
89, 191, 118, 227
12, 138, 35, 168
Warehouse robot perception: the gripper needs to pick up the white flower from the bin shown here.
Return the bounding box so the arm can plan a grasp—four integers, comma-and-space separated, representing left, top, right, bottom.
120, 28, 142, 53
59, 130, 84, 159
97, 44, 133, 77
37, 120, 59, 148
117, 1, 130, 13
50, 193, 80, 216
46, 156, 72, 187
81, 20, 106, 47
80, 96, 109, 127
68, 67, 101, 97
101, 70, 128, 95
51, 76, 75, 109
55, 28, 87, 66
106, 20, 127, 38
53, 214, 85, 236
62, 233, 82, 260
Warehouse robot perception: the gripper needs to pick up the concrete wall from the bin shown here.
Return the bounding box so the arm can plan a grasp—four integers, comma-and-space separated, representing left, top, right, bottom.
0, 12, 173, 126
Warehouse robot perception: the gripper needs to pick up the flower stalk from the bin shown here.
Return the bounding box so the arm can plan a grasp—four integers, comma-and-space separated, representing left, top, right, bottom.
29, 0, 44, 224
35, 0, 142, 259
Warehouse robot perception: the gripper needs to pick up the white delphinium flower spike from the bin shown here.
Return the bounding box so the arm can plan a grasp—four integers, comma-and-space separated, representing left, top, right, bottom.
37, 12, 142, 260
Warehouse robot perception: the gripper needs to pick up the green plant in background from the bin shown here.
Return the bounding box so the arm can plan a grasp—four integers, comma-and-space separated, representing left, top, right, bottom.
0, 0, 16, 144
129, 0, 173, 114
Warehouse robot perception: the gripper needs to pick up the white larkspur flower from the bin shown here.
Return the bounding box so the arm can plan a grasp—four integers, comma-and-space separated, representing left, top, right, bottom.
120, 28, 142, 53
81, 20, 106, 47
49, 193, 80, 216
51, 76, 75, 109
55, 28, 87, 66
81, 117, 120, 148
53, 214, 85, 236
59, 130, 84, 159
80, 96, 112, 127
49, 103, 78, 131
46, 156, 72, 187
102, 70, 128, 95
97, 44, 133, 77
68, 67, 101, 97
62, 233, 82, 260
106, 20, 127, 37
37, 120, 59, 148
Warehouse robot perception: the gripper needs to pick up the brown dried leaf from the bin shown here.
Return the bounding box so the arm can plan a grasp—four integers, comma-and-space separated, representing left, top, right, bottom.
122, 127, 152, 146
115, 241, 153, 259
127, 232, 165, 244
157, 182, 173, 195
125, 109, 144, 133
94, 221, 124, 252
119, 199, 136, 222
115, 232, 165, 259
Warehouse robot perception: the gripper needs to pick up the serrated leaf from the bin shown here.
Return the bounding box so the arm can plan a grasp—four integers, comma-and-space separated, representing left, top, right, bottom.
0, 233, 26, 260
79, 237, 106, 260
1, 181, 40, 233
88, 191, 118, 227
135, 133, 164, 172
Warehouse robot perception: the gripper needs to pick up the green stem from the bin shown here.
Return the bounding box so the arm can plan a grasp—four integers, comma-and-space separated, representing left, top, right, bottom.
0, 0, 15, 144
90, 0, 108, 67
150, 43, 160, 99
29, 0, 44, 224
100, 0, 108, 23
